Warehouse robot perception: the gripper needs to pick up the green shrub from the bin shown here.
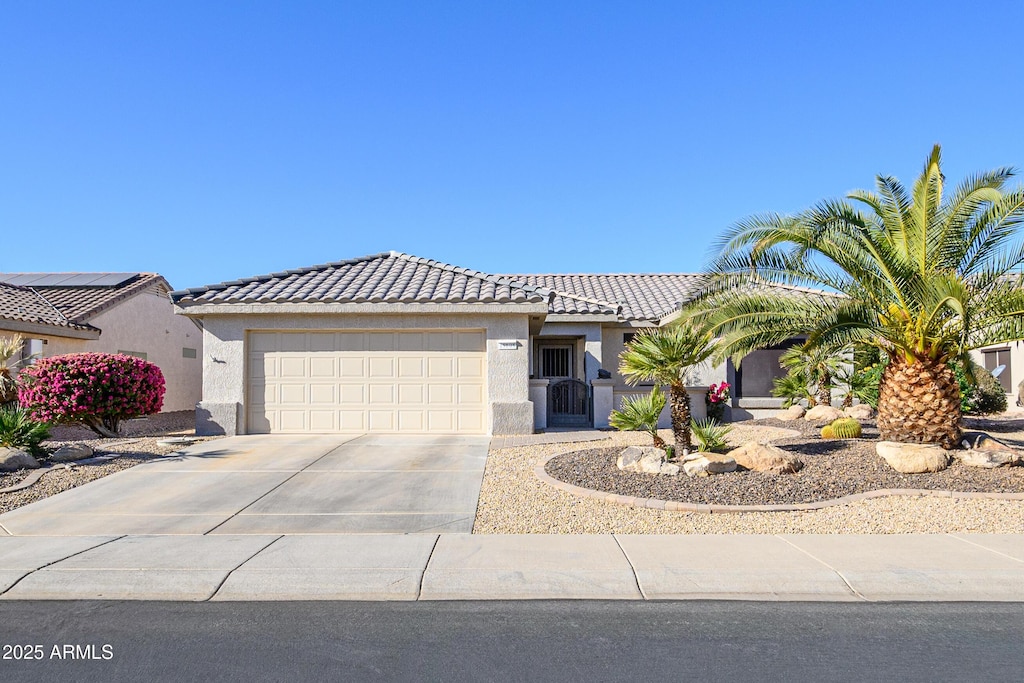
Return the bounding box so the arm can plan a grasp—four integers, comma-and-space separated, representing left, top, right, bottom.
772, 371, 814, 408
952, 361, 1009, 415
610, 386, 667, 447
690, 418, 732, 452
0, 406, 50, 455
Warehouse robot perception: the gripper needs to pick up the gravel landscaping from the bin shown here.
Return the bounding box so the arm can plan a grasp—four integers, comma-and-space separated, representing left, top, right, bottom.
0, 411, 220, 515
473, 415, 1024, 534
544, 418, 1024, 506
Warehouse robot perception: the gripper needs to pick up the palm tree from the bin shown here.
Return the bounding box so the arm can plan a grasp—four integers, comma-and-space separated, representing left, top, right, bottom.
689, 145, 1024, 448
618, 326, 716, 456
779, 344, 847, 406
609, 386, 667, 447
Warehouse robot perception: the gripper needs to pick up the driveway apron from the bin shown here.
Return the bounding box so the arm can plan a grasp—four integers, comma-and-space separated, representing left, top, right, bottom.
0, 434, 490, 536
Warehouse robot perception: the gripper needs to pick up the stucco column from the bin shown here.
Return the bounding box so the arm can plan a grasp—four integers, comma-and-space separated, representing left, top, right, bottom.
591, 378, 616, 428
529, 379, 549, 431
687, 386, 709, 421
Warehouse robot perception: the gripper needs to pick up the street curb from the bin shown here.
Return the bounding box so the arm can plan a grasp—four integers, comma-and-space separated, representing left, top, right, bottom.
535, 453, 1024, 514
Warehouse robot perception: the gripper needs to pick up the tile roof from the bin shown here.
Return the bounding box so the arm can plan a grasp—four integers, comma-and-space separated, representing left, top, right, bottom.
0, 282, 98, 333
503, 273, 707, 321
0, 273, 170, 323
170, 252, 552, 306
171, 251, 835, 322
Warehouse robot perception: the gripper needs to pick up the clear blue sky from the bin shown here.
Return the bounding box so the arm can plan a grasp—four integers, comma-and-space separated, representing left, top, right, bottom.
2, 1, 1023, 290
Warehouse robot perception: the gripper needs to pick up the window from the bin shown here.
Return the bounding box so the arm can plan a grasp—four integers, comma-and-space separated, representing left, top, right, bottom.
540, 347, 572, 378
182, 347, 197, 359
118, 350, 148, 360
982, 348, 1012, 392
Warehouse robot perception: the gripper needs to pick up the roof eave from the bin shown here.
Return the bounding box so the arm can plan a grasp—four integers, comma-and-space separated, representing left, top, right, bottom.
173, 301, 551, 316
0, 319, 101, 340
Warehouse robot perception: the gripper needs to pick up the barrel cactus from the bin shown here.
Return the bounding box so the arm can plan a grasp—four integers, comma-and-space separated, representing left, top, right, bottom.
820, 425, 835, 439
830, 417, 862, 439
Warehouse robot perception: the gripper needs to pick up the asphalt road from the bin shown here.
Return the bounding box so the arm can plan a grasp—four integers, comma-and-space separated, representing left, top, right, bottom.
1, 601, 1022, 682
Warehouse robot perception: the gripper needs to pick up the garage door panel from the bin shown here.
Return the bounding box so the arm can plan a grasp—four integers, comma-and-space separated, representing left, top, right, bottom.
340, 358, 364, 377
368, 384, 394, 404
398, 357, 424, 377
369, 357, 395, 377
309, 384, 335, 404
309, 357, 336, 377
368, 411, 394, 431
248, 330, 487, 435
309, 411, 336, 431
279, 411, 307, 431
280, 357, 306, 378
340, 384, 364, 403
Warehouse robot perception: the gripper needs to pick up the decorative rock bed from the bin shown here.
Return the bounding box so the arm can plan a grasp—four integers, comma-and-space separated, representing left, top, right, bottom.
544, 418, 1024, 507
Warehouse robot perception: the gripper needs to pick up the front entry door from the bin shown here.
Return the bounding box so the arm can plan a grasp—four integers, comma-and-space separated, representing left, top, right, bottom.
538, 344, 590, 428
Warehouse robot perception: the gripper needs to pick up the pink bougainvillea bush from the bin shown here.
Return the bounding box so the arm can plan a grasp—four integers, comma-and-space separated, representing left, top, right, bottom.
18, 353, 165, 437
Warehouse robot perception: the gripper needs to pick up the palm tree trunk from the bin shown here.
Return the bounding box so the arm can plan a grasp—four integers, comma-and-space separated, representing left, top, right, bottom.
877, 355, 962, 447
669, 384, 692, 456
817, 371, 832, 406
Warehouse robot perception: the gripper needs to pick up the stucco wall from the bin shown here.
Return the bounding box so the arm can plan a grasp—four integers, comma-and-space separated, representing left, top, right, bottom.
195, 311, 532, 435
7, 291, 202, 412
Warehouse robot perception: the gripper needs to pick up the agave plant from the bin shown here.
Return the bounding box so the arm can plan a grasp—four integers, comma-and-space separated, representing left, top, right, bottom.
609, 386, 667, 447
689, 145, 1024, 447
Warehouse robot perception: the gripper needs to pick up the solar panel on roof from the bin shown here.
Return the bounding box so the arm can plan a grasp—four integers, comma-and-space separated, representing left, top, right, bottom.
0, 273, 139, 288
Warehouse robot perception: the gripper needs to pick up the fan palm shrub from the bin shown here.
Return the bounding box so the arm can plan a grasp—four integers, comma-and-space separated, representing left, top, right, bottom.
618, 326, 717, 455
779, 344, 846, 406
609, 386, 667, 447
689, 145, 1024, 447
690, 418, 732, 452
0, 406, 50, 455
0, 335, 24, 406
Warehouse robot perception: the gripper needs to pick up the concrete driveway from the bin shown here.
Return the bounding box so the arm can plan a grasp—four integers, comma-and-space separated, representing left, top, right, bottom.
0, 434, 490, 535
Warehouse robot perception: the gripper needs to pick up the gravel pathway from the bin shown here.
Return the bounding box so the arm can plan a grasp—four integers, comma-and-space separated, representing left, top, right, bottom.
0, 411, 221, 515
473, 419, 1024, 534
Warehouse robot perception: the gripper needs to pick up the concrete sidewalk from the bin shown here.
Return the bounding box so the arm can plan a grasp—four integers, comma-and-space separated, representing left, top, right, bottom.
1, 533, 1023, 602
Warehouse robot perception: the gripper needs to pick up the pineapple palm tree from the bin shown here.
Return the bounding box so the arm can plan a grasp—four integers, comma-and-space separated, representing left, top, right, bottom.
618, 326, 716, 456
689, 145, 1024, 447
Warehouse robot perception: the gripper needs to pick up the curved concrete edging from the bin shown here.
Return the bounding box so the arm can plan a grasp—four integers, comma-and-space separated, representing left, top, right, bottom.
0, 453, 135, 494
535, 452, 1024, 514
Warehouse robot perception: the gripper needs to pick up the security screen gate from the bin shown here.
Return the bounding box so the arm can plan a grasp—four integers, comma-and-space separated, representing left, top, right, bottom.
537, 342, 592, 428
548, 378, 591, 428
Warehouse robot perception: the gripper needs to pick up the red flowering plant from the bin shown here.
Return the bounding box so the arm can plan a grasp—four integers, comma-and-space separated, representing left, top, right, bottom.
705, 381, 731, 421
18, 353, 165, 438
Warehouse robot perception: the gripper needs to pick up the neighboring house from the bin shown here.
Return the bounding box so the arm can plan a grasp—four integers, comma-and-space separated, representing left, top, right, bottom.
0, 273, 203, 412
970, 343, 1022, 398
172, 251, 810, 437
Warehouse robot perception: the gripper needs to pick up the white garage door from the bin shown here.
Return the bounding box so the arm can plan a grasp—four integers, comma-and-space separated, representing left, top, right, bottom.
247, 330, 487, 434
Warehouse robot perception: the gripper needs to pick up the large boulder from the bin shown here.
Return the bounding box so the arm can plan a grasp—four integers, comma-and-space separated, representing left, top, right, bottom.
876, 441, 951, 474
804, 405, 845, 423
777, 405, 806, 421
844, 404, 874, 420
683, 454, 737, 477
727, 441, 804, 474
616, 446, 679, 476
956, 432, 1022, 468
50, 444, 95, 463
0, 447, 40, 472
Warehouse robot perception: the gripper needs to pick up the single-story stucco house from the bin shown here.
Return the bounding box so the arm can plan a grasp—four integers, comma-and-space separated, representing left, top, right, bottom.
171, 251, 805, 436
0, 272, 203, 412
